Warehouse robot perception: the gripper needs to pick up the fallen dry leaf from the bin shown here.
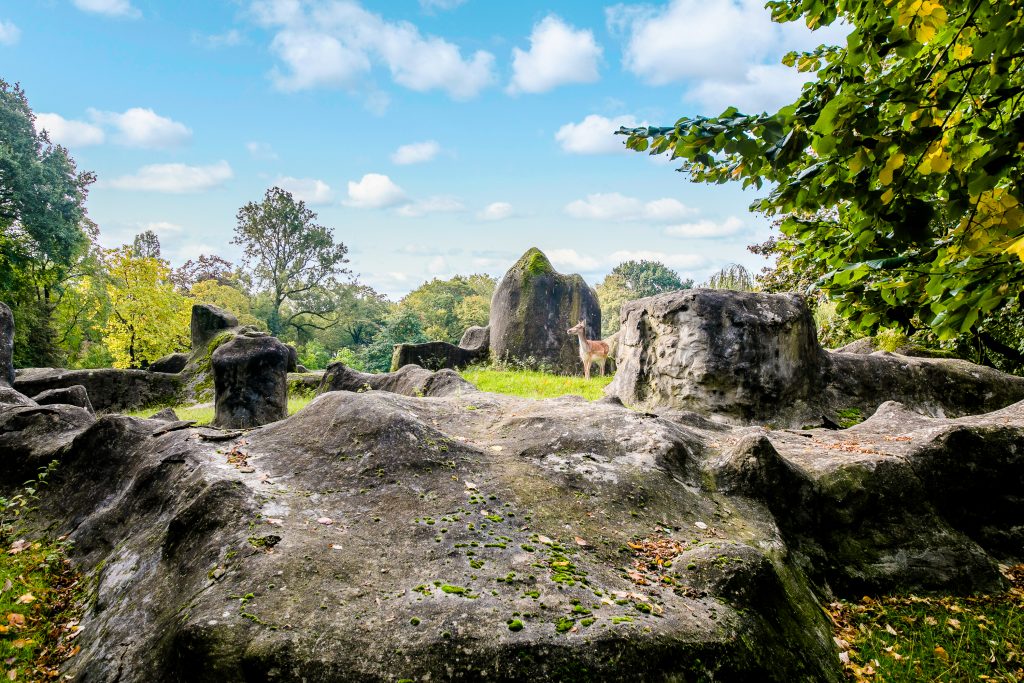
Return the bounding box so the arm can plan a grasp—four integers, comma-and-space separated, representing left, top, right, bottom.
1, 579, 10, 593
464, 481, 477, 490
6, 669, 14, 681
537, 535, 553, 545
6, 614, 25, 628
7, 540, 29, 555
14, 594, 34, 605
317, 517, 334, 525
934, 645, 949, 661
9, 640, 30, 650
574, 536, 589, 547
266, 518, 284, 526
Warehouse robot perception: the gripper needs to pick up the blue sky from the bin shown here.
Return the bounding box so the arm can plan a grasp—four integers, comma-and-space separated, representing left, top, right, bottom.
2, 0, 845, 298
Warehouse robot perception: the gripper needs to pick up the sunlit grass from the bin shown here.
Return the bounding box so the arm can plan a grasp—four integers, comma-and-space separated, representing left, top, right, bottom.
459, 366, 613, 400
124, 395, 313, 426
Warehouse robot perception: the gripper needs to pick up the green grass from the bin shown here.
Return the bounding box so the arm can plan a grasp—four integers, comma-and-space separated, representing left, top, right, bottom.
830, 565, 1024, 681
459, 367, 614, 400
125, 394, 314, 425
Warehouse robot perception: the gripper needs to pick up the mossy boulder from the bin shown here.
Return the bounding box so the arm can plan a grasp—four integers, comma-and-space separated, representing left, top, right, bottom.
489, 248, 600, 374
211, 332, 290, 429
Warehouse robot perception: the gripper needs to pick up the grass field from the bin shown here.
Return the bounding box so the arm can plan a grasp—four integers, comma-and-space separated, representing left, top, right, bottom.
123, 395, 313, 425
459, 366, 614, 400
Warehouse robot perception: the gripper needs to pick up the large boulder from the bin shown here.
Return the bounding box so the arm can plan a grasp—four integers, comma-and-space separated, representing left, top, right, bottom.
459, 324, 490, 352
211, 333, 290, 429
32, 385, 95, 415
0, 301, 14, 387
14, 367, 183, 412
390, 340, 487, 372
147, 352, 189, 374
190, 304, 238, 354
489, 248, 601, 374
319, 362, 476, 398
609, 289, 1024, 427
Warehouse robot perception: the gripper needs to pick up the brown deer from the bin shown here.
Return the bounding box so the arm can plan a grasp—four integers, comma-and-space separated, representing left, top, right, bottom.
567, 320, 610, 379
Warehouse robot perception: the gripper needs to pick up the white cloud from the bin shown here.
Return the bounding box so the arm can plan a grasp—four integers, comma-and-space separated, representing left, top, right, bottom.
564, 193, 695, 222
419, 0, 466, 10
547, 249, 600, 272
88, 107, 192, 148
555, 114, 643, 154
427, 255, 449, 274
276, 176, 334, 205
0, 20, 20, 46
665, 216, 746, 239
344, 173, 407, 208
72, 0, 140, 19
477, 202, 513, 221
391, 140, 440, 165
246, 141, 278, 160
691, 63, 814, 114
34, 113, 105, 147
508, 15, 602, 94
195, 29, 244, 48
397, 196, 465, 218
140, 221, 184, 234
105, 161, 233, 193
254, 0, 496, 99
608, 0, 850, 113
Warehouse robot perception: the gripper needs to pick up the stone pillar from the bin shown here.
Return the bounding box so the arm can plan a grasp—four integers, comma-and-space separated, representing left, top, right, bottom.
191, 304, 238, 354
489, 248, 601, 374
0, 302, 14, 388
211, 333, 289, 429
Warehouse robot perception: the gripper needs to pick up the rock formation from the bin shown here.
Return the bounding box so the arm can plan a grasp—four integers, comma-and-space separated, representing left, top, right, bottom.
147, 352, 190, 374
191, 303, 238, 353
609, 289, 1024, 427
391, 326, 491, 373
32, 385, 95, 415
319, 361, 476, 398
14, 367, 183, 413
459, 324, 490, 352
211, 332, 290, 428
0, 302, 13, 388
3, 286, 1024, 680
489, 248, 601, 374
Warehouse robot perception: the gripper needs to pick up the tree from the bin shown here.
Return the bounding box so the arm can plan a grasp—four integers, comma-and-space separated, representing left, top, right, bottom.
170, 254, 240, 292
360, 309, 428, 373
595, 260, 692, 336
619, 0, 1024, 345
103, 246, 192, 368
131, 230, 161, 259
703, 264, 755, 291
0, 79, 96, 366
400, 274, 496, 343
232, 187, 349, 336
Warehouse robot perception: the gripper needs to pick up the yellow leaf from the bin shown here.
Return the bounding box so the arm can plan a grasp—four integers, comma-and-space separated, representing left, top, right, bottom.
849, 149, 867, 174
879, 152, 905, 185
952, 42, 973, 60
1006, 236, 1024, 261
14, 593, 34, 605
934, 645, 949, 661
881, 188, 895, 205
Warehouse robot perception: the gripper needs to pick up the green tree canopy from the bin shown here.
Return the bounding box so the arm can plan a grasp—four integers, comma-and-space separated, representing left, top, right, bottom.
400, 274, 496, 343
233, 187, 349, 336
620, 0, 1024, 342
596, 260, 692, 336
0, 79, 96, 365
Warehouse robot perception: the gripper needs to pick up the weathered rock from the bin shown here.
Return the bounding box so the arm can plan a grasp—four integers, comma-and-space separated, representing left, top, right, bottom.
489, 248, 601, 374
14, 367, 183, 412
319, 362, 476, 398
459, 324, 490, 352
147, 352, 189, 374
149, 407, 180, 422
286, 344, 299, 372
295, 363, 308, 373
190, 304, 238, 354
0, 387, 35, 407
0, 302, 13, 387
610, 289, 1024, 427
211, 333, 289, 429
390, 340, 487, 372
32, 385, 94, 415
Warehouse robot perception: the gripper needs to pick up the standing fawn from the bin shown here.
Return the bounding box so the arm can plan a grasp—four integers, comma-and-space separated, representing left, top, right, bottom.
567, 320, 610, 380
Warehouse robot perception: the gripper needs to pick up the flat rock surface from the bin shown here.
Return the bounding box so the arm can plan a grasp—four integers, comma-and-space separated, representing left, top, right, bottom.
3, 378, 1022, 681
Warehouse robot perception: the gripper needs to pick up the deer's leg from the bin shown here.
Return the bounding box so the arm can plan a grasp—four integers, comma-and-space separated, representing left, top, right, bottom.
583, 355, 591, 380
598, 358, 605, 376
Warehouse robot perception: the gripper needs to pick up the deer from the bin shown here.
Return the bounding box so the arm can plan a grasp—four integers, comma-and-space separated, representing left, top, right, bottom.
567, 320, 610, 380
